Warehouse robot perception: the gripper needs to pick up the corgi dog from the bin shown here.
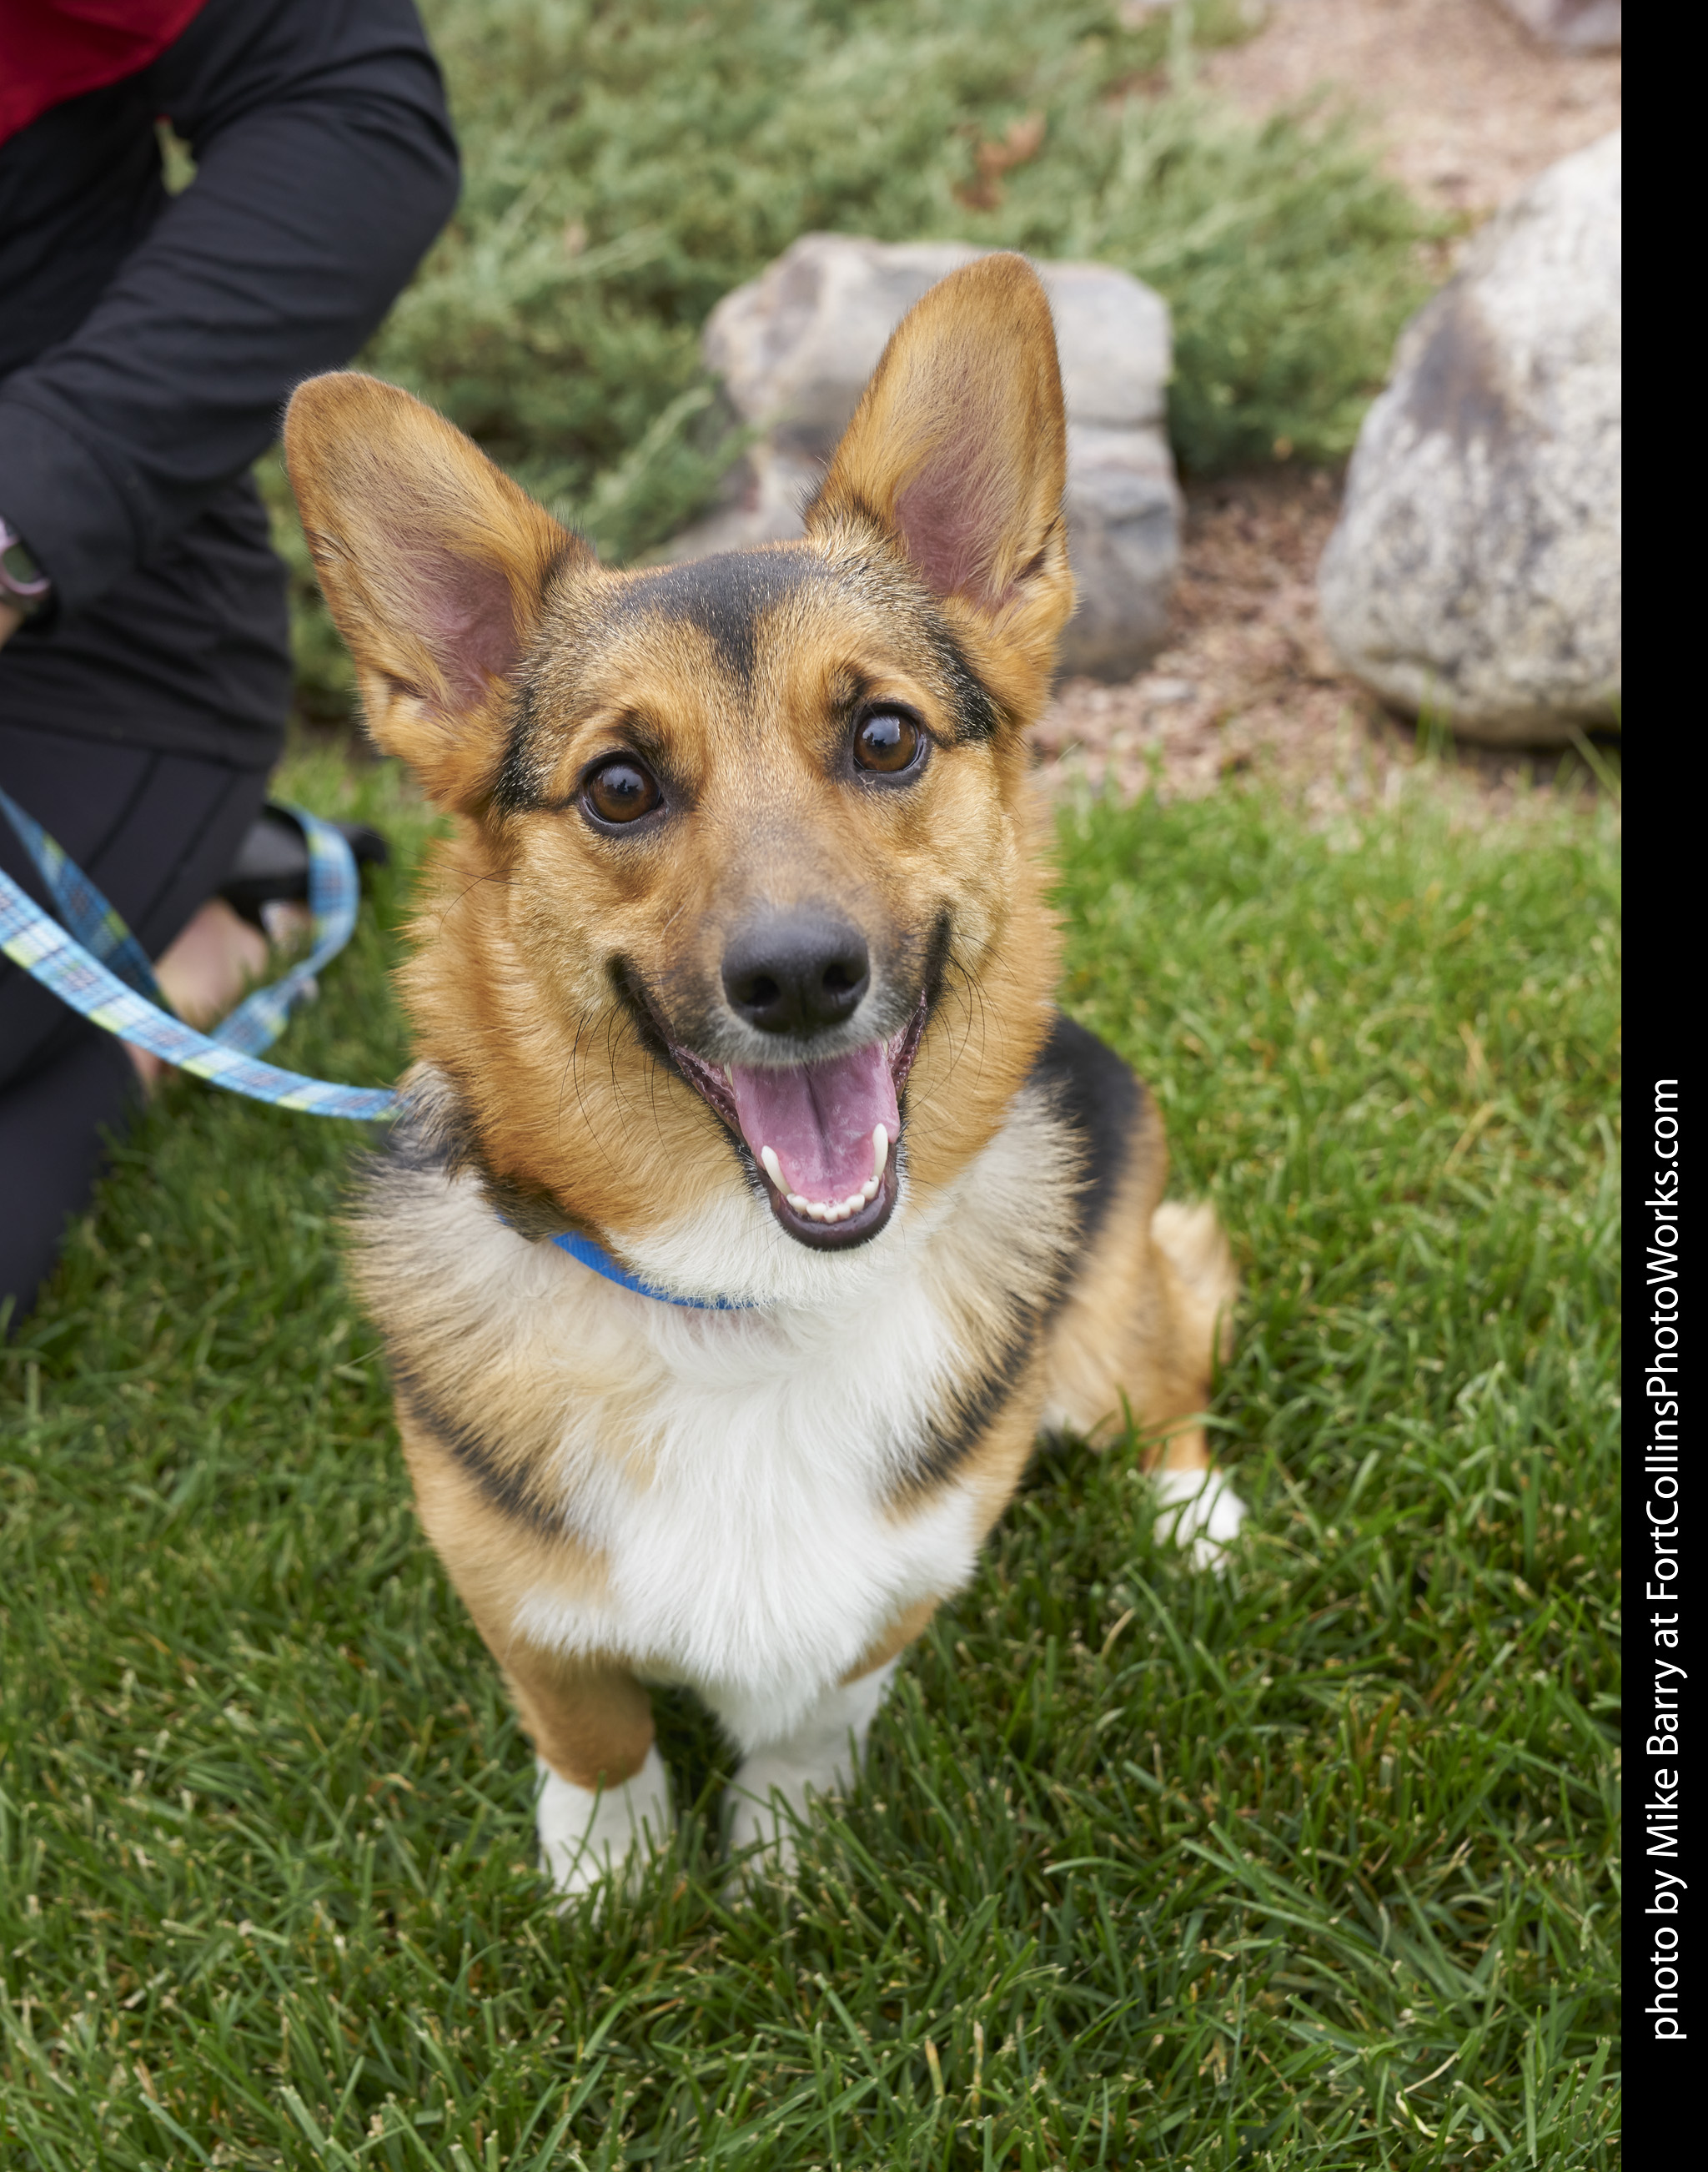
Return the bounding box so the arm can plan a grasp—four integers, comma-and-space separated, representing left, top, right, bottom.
283, 254, 1244, 1898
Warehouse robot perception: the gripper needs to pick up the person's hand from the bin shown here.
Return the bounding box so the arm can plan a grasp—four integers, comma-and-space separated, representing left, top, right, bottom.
124, 898, 270, 1094
0, 601, 21, 648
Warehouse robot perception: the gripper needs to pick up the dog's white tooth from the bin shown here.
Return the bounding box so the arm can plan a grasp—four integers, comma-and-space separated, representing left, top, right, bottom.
872, 1124, 889, 1183
786, 1192, 811, 1213
843, 1193, 864, 1215
760, 1145, 784, 1189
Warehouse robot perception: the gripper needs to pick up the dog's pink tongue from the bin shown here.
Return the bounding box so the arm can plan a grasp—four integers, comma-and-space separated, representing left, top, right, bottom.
729, 1044, 898, 1204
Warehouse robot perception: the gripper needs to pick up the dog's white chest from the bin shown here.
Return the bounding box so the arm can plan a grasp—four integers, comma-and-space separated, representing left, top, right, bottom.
510, 1270, 984, 1747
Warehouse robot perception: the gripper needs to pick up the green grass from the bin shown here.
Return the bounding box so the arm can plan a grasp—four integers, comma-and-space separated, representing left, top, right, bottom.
266, 0, 1438, 721
1, 751, 1620, 2167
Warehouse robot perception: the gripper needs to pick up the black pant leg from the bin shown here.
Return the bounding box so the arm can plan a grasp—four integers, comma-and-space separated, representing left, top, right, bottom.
0, 1025, 138, 1325
1, 721, 270, 1321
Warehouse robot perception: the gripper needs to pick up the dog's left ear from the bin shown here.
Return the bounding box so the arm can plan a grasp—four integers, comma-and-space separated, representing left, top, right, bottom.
807, 252, 1073, 680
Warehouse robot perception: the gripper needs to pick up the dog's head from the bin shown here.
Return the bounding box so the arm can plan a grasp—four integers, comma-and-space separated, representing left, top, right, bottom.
286, 254, 1073, 1266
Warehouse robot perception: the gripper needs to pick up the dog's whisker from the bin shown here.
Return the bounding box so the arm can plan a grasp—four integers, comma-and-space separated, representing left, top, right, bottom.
434, 866, 510, 938
558, 1008, 626, 1179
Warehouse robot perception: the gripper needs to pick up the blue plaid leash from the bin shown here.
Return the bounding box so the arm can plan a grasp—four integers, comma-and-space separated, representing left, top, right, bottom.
0, 788, 399, 1120
1, 790, 744, 1307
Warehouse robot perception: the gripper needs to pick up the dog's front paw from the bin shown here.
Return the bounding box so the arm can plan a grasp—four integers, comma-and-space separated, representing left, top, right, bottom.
724, 1744, 848, 1890
721, 1662, 899, 1890
724, 1749, 825, 1885
536, 1746, 672, 1903
1152, 1467, 1247, 1570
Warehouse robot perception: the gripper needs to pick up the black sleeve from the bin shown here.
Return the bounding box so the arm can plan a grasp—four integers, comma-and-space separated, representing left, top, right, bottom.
0, 0, 460, 618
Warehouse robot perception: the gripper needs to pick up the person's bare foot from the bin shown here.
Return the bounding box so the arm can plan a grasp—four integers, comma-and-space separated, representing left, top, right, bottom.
125, 897, 269, 1092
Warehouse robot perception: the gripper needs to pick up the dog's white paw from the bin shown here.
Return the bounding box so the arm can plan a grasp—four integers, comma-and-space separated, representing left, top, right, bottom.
536, 1746, 672, 1902
1152, 1467, 1248, 1570
725, 1751, 816, 1879
723, 1662, 897, 1884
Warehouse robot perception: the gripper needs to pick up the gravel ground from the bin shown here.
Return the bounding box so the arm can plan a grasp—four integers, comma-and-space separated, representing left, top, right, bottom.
1032, 467, 1605, 824
1203, 0, 1620, 218
1030, 0, 1620, 818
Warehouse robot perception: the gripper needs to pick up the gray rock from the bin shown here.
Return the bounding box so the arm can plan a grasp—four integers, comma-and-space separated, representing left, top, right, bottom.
1318, 131, 1620, 747
664, 234, 1180, 681
1494, 0, 1620, 52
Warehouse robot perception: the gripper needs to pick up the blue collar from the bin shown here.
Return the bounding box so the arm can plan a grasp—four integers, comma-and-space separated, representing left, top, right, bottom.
549, 1229, 754, 1311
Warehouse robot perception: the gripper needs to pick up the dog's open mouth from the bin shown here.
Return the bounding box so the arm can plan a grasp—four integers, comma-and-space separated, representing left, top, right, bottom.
670, 996, 927, 1249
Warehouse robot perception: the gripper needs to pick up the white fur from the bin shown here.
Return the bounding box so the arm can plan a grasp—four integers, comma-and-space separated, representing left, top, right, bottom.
536, 1745, 672, 1898
1151, 1466, 1248, 1569
726, 1660, 899, 1877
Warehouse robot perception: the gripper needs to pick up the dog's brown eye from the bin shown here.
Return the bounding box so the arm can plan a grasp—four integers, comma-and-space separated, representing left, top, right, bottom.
853, 710, 922, 775
584, 758, 661, 826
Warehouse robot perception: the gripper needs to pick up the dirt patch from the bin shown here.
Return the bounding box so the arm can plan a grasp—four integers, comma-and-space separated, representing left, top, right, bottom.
1030, 465, 1609, 822
1203, 0, 1620, 219
1027, 1, 1620, 821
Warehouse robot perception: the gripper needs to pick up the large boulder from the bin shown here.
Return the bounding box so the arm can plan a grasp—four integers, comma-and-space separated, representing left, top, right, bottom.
664, 234, 1180, 681
1318, 131, 1621, 747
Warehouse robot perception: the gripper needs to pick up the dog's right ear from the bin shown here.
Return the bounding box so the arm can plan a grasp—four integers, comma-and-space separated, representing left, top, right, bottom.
284, 374, 585, 808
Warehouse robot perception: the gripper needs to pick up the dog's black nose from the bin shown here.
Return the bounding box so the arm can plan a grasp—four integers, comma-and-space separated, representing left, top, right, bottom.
722, 913, 871, 1035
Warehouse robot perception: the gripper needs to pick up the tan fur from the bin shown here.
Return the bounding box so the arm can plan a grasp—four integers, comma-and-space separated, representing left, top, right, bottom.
841, 1597, 942, 1687
285, 254, 1238, 1838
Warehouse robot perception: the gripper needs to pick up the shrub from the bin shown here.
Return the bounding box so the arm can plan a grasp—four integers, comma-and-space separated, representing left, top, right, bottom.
273, 0, 1435, 717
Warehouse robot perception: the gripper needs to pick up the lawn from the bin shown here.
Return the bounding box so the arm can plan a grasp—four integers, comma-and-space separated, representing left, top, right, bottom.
0, 745, 1620, 2168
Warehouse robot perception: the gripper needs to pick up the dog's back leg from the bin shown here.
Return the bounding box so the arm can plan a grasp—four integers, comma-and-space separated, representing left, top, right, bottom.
1034, 1023, 1243, 1558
